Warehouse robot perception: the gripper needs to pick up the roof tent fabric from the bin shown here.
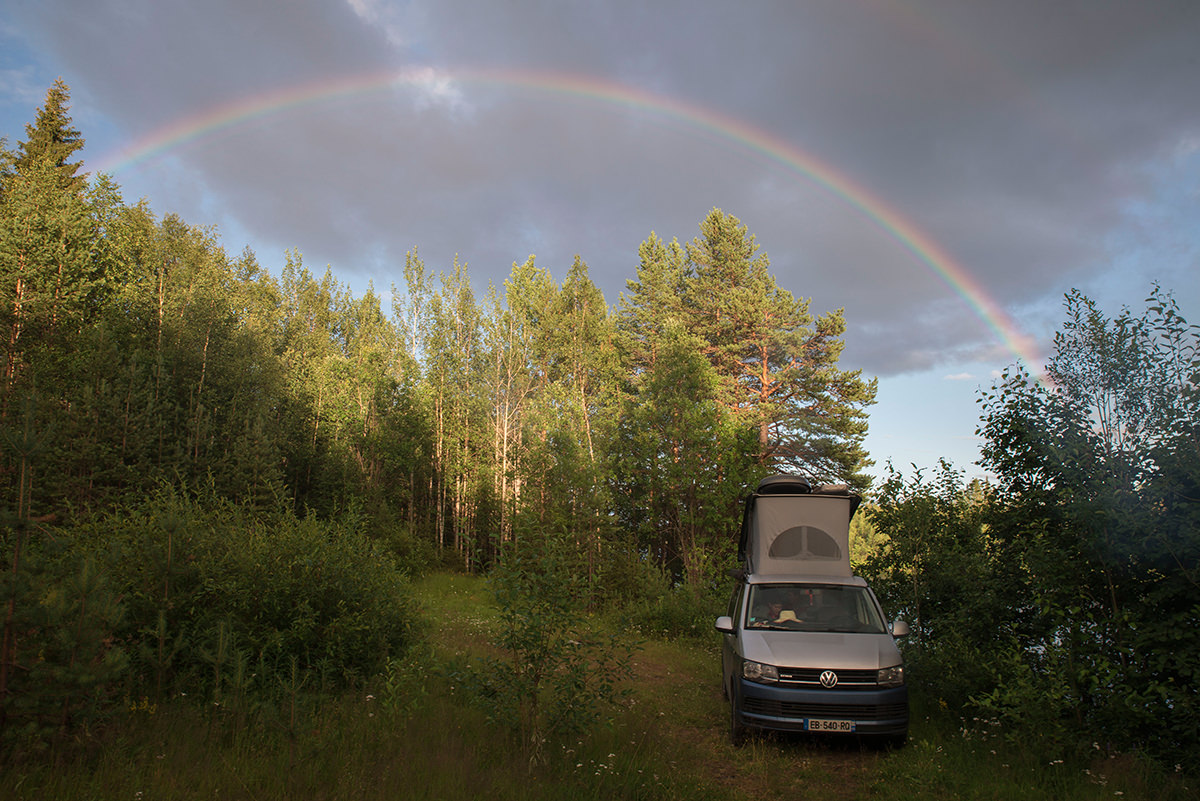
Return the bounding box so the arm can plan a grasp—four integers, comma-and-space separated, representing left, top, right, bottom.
746, 495, 853, 576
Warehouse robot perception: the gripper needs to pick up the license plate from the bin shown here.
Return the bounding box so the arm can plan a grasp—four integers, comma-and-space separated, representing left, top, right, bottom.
806, 718, 855, 733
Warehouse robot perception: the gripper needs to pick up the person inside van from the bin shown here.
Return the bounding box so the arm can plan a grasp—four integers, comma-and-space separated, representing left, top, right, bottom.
749, 590, 786, 626
785, 588, 813, 615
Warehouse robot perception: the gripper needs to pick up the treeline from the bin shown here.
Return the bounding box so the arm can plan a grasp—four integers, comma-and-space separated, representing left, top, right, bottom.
861, 287, 1200, 766
1, 81, 875, 570
0, 84, 875, 744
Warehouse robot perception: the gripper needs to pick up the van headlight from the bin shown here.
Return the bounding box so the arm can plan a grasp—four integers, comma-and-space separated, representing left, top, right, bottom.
877, 665, 904, 687
742, 660, 780, 684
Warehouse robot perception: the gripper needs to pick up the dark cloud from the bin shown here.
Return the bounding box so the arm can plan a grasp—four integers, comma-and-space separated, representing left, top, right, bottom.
4, 0, 1198, 378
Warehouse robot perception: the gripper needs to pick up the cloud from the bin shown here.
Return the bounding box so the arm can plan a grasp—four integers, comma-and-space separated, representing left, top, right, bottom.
4, 0, 1197, 381
943, 373, 975, 382
405, 67, 466, 113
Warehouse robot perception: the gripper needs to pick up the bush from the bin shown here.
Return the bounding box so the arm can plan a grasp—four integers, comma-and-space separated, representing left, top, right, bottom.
74, 487, 424, 701
0, 524, 129, 751
626, 583, 724, 640
452, 531, 635, 767
587, 536, 668, 611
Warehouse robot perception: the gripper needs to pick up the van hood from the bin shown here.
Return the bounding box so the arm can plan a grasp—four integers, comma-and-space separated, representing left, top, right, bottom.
740, 630, 901, 670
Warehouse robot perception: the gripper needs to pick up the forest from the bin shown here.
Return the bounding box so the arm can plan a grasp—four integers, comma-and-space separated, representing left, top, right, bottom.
2, 81, 1197, 777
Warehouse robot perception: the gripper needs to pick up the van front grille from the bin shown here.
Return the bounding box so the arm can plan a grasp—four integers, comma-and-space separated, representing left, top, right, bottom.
777, 668, 879, 688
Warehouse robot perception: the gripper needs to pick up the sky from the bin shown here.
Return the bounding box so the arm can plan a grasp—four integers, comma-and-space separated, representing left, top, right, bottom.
2, 0, 1198, 483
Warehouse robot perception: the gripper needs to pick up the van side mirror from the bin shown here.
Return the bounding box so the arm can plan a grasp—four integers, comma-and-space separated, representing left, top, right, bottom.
714, 615, 735, 634
891, 620, 910, 637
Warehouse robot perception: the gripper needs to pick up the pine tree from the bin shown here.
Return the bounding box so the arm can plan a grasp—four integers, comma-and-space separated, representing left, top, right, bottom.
617, 232, 686, 371
16, 79, 86, 195
1, 80, 99, 407
621, 210, 877, 487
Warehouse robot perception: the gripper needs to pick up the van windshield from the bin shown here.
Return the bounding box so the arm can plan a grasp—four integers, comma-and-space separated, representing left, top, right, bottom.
745, 584, 887, 634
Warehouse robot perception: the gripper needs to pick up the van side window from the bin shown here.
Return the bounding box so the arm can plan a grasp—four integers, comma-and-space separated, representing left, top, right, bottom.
730, 585, 745, 626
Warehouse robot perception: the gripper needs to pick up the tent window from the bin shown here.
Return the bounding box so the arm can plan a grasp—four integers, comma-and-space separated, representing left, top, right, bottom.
768, 526, 842, 560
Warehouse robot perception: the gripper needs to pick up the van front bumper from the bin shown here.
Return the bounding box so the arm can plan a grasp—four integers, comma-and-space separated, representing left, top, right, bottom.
736, 679, 909, 736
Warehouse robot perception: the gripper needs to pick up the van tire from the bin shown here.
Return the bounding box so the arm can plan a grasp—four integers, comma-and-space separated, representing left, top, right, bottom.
729, 688, 747, 747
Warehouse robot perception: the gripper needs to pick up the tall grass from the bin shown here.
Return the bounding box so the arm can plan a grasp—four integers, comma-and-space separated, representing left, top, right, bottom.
2, 686, 724, 800
2, 572, 1194, 801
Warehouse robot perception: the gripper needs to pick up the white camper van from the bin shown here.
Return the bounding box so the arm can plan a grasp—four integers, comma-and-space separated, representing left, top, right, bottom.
714, 475, 909, 746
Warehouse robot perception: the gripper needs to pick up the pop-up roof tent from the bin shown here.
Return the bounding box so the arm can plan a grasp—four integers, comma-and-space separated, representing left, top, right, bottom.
737, 475, 861, 577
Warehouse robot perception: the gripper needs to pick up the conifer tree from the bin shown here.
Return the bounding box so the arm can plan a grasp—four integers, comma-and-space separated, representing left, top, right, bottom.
617, 232, 686, 371
1, 80, 99, 407
621, 210, 876, 487
15, 79, 85, 195
610, 324, 760, 581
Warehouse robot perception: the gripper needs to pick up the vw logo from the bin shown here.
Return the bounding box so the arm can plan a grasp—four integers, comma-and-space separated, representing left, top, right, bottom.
819, 670, 838, 688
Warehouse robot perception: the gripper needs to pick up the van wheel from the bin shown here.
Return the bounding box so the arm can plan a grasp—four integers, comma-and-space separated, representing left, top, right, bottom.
729, 689, 746, 747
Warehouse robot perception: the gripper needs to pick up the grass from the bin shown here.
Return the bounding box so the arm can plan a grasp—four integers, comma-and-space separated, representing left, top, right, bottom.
2, 571, 1195, 800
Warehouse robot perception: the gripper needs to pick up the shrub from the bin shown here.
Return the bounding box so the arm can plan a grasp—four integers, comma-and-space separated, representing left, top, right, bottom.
452, 531, 635, 767
0, 528, 129, 751
74, 487, 424, 702
626, 583, 724, 640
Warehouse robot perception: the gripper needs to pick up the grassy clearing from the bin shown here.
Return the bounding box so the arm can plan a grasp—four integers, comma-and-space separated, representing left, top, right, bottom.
2, 572, 1194, 800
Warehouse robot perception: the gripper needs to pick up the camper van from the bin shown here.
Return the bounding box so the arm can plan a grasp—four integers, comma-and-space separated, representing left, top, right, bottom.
714, 475, 909, 746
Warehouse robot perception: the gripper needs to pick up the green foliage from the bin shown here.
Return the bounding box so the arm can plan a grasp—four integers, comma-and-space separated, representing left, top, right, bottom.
452, 532, 635, 766
4, 583, 1196, 800
1, 395, 129, 748
865, 287, 1200, 769
610, 324, 763, 583
849, 504, 887, 567
626, 582, 727, 641
619, 210, 876, 487
72, 487, 424, 704
858, 461, 1004, 708
975, 287, 1200, 763
0, 538, 129, 750
14, 79, 85, 193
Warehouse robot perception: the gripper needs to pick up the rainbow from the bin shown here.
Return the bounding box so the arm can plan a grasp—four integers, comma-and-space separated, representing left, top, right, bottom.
93, 66, 1043, 375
